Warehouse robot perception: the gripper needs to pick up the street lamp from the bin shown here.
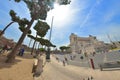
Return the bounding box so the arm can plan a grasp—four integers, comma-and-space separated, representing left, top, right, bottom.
46, 16, 54, 61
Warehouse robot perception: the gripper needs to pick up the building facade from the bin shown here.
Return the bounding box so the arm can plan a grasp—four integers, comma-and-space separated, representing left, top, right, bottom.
69, 33, 107, 54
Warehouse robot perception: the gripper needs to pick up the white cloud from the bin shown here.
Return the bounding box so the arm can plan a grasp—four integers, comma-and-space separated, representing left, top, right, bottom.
45, 0, 84, 47
46, 5, 79, 29
80, 0, 103, 28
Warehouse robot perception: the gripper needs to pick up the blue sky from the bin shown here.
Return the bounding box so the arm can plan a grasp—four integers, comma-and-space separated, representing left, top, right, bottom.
0, 0, 120, 48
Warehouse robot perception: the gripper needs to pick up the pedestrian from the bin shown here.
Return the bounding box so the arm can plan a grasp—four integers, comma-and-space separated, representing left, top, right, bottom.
70, 55, 73, 60
64, 57, 68, 64
63, 60, 65, 66
18, 48, 25, 56
80, 56, 84, 60
56, 57, 59, 62
64, 57, 67, 61
93, 52, 96, 56
73, 55, 75, 59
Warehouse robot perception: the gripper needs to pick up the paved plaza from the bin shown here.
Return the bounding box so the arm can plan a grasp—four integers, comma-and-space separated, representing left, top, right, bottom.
35, 53, 120, 80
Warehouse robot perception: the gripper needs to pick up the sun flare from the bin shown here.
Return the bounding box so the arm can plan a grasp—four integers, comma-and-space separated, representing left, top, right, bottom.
48, 3, 70, 24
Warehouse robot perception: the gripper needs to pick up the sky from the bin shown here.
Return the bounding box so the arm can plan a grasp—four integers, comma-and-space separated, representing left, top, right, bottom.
0, 0, 120, 49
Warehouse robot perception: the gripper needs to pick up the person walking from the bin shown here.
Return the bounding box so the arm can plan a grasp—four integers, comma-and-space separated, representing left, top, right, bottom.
63, 60, 65, 66
18, 48, 25, 56
80, 56, 84, 60
64, 57, 68, 65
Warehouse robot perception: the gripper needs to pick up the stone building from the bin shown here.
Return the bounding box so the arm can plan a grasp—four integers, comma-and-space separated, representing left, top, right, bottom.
69, 33, 107, 54
0, 36, 15, 48
0, 30, 29, 51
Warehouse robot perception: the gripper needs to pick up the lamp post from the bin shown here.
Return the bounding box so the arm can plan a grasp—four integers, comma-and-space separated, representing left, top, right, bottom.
46, 16, 54, 60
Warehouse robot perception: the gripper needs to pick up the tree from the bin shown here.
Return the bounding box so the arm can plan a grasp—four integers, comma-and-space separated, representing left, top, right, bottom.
0, 21, 15, 37
27, 34, 34, 48
34, 20, 50, 37
30, 34, 38, 55
6, 0, 71, 63
29, 35, 56, 55
60, 46, 66, 52
30, 20, 50, 55
39, 48, 45, 52
59, 46, 70, 52
36, 38, 55, 47
27, 20, 54, 55
6, 9, 33, 63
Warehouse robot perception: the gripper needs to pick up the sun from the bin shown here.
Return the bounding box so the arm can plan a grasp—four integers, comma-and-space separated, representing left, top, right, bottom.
48, 3, 70, 24
53, 3, 69, 21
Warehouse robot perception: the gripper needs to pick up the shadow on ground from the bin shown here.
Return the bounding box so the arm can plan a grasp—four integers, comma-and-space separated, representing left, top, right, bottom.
0, 55, 21, 69
17, 52, 34, 59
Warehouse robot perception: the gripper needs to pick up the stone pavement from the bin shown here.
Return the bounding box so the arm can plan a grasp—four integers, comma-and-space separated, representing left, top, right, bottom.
35, 55, 120, 80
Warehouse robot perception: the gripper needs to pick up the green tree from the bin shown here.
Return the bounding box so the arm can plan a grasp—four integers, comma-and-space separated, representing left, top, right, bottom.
30, 20, 56, 59
30, 20, 50, 55
27, 34, 34, 48
36, 38, 55, 47
34, 20, 50, 37
60, 46, 66, 52
30, 34, 37, 55
59, 46, 70, 52
6, 0, 71, 63
39, 48, 45, 52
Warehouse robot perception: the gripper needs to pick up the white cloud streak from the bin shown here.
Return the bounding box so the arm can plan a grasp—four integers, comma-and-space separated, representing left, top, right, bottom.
80, 0, 103, 28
